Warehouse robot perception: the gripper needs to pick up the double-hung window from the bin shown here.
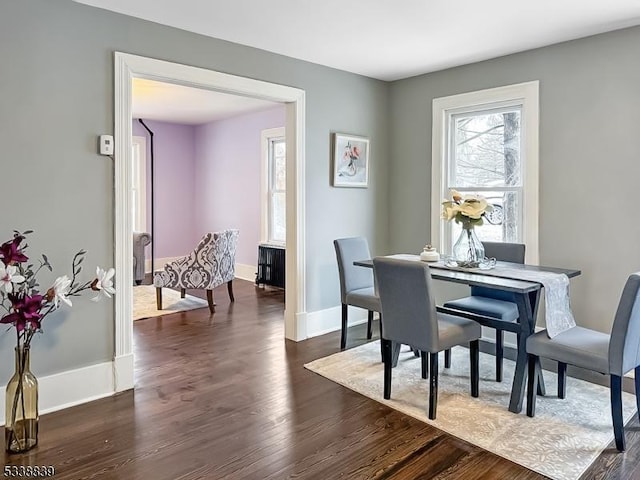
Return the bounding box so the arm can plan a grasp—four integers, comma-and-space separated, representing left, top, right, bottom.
261, 127, 286, 245
431, 82, 539, 263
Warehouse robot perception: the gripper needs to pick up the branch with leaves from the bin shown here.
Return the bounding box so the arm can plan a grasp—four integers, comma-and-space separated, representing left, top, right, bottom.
0, 231, 115, 350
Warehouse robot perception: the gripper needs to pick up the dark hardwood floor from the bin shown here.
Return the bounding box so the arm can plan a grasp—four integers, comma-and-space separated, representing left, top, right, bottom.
2, 279, 639, 479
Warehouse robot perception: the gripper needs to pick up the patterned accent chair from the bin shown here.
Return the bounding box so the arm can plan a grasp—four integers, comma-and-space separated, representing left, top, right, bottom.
133, 232, 152, 285
153, 230, 239, 314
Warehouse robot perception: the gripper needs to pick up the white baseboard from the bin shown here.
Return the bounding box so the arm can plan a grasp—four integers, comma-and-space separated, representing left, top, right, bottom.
0, 360, 116, 426
114, 353, 134, 392
145, 256, 183, 274
306, 305, 373, 339
235, 263, 256, 282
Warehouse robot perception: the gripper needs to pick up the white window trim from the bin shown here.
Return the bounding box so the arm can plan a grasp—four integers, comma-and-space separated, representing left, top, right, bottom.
131, 135, 147, 233
261, 127, 286, 246
431, 81, 539, 264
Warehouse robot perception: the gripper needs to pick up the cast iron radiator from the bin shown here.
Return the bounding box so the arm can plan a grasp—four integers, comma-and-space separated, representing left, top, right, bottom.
255, 244, 285, 289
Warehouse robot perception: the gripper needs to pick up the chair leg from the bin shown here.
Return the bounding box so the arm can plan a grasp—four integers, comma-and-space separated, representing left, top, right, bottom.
340, 304, 348, 350
527, 354, 539, 417
496, 330, 504, 382
413, 347, 420, 358
379, 314, 384, 362
156, 288, 162, 310
611, 375, 626, 452
383, 339, 393, 399
180, 288, 186, 298
421, 351, 428, 379
227, 280, 235, 302
367, 311, 373, 340
429, 352, 439, 420
206, 290, 215, 314
635, 366, 640, 422
557, 362, 567, 399
470, 340, 479, 398
444, 348, 451, 368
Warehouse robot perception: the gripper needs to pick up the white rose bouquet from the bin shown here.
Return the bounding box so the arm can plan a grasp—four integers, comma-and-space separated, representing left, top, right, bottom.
441, 190, 493, 230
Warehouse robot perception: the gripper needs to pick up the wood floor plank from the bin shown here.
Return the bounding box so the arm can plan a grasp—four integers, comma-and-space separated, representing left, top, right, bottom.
1, 279, 636, 479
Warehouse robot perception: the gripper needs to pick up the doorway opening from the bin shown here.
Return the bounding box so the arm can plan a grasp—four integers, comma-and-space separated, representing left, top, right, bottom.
114, 53, 306, 391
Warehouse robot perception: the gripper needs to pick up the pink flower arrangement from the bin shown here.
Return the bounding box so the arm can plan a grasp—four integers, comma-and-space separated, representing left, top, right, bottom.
343, 143, 361, 163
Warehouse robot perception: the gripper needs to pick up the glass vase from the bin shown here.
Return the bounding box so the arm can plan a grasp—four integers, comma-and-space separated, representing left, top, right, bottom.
5, 346, 38, 453
452, 226, 485, 268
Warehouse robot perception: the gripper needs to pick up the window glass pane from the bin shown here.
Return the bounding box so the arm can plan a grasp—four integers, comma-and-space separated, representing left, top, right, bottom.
449, 191, 520, 244
271, 192, 286, 243
274, 140, 285, 157
273, 147, 286, 191
451, 108, 521, 188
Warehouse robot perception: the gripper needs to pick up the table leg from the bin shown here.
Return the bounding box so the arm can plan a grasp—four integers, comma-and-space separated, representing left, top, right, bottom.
528, 290, 546, 397
509, 289, 541, 413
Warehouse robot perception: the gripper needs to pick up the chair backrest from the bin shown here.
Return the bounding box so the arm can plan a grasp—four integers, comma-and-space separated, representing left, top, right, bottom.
482, 241, 525, 263
209, 229, 239, 284
471, 241, 526, 300
608, 273, 640, 376
373, 257, 439, 352
334, 237, 375, 303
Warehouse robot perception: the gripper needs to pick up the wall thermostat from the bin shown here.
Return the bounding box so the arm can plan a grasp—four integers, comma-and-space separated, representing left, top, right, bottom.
99, 134, 114, 155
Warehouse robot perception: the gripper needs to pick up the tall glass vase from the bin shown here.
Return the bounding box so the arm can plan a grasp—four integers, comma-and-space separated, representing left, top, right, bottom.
452, 226, 485, 268
5, 346, 38, 453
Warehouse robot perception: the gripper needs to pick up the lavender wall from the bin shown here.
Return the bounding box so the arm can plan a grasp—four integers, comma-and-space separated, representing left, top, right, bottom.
194, 106, 286, 267
132, 120, 197, 261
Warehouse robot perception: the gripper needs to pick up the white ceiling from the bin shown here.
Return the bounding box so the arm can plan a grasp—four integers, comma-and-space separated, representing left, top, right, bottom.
132, 78, 280, 124
77, 0, 640, 81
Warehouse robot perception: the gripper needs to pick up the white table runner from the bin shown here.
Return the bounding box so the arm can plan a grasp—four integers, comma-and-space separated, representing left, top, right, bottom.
487, 266, 576, 338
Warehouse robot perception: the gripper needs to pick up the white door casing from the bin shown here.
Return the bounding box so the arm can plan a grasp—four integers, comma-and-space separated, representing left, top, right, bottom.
114, 53, 307, 391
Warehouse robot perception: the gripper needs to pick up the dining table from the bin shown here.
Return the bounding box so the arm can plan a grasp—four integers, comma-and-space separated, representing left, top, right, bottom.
354, 254, 581, 414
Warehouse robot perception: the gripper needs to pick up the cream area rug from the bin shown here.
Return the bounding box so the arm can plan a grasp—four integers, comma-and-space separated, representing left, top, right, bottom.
133, 285, 209, 320
305, 341, 637, 480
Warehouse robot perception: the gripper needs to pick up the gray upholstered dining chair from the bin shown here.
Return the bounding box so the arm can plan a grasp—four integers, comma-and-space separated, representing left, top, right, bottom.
374, 257, 481, 420
526, 272, 640, 452
443, 241, 526, 382
334, 237, 381, 350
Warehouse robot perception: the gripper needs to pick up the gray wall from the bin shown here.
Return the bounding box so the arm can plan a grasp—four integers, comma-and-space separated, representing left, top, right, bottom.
389, 26, 640, 333
0, 0, 389, 380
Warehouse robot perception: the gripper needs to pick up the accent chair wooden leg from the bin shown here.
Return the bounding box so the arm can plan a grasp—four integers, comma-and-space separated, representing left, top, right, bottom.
429, 352, 439, 420
180, 288, 186, 298
156, 288, 162, 310
635, 366, 640, 422
526, 354, 539, 417
421, 351, 428, 379
557, 362, 567, 399
340, 304, 348, 350
367, 311, 373, 340
611, 374, 626, 452
470, 340, 479, 398
444, 348, 451, 368
383, 339, 393, 399
496, 330, 504, 382
206, 289, 215, 314
413, 347, 420, 358
227, 280, 235, 302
